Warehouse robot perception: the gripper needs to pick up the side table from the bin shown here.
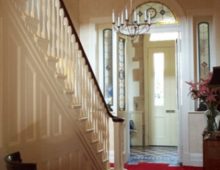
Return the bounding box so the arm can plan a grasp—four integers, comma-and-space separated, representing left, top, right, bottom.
203, 131, 220, 170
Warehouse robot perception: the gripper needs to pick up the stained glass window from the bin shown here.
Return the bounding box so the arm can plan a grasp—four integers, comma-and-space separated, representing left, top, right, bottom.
198, 22, 210, 79
118, 38, 126, 111
103, 29, 113, 105
136, 2, 177, 25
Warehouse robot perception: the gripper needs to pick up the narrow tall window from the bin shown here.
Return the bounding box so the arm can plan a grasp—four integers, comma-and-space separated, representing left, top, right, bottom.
118, 38, 126, 111
198, 22, 210, 79
103, 29, 113, 105
153, 53, 164, 106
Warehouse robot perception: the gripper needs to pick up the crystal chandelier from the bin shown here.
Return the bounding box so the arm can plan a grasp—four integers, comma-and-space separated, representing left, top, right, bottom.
112, 0, 151, 38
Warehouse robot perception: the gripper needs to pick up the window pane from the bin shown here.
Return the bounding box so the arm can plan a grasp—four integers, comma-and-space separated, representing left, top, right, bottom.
103, 29, 113, 105
118, 38, 126, 111
153, 53, 164, 106
198, 22, 210, 79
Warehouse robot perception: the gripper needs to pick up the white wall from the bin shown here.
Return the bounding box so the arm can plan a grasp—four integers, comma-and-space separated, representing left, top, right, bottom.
80, 21, 98, 75
63, 0, 80, 31
187, 112, 205, 166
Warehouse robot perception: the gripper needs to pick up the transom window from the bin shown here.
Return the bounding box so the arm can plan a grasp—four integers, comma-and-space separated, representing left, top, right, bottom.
136, 2, 177, 25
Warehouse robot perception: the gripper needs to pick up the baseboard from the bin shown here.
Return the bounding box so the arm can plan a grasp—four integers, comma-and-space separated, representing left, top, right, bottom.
182, 152, 203, 167
109, 150, 114, 163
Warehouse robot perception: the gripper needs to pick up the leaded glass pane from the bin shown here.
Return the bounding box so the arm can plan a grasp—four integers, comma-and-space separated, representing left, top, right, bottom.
136, 2, 177, 25
198, 22, 210, 79
118, 38, 126, 111
103, 29, 113, 105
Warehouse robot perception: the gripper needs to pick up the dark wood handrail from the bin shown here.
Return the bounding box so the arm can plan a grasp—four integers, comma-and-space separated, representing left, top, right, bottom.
59, 0, 124, 123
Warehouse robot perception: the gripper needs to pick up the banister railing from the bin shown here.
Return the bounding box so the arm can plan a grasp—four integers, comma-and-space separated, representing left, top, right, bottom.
59, 0, 124, 123
12, 0, 125, 169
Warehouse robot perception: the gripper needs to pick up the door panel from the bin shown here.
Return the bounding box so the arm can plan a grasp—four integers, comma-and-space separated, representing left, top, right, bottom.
147, 43, 177, 146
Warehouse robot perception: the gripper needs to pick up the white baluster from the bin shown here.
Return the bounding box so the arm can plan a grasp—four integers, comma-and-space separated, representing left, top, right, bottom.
59, 9, 64, 75
82, 60, 87, 113
87, 77, 92, 115
55, 0, 60, 59
92, 87, 95, 117
105, 115, 109, 160
74, 44, 79, 103
30, 0, 35, 18
78, 53, 83, 106
51, 0, 56, 57
67, 27, 73, 91
63, 18, 68, 77
64, 26, 71, 91
47, 0, 51, 56
41, 0, 46, 38
70, 35, 76, 92
80, 58, 85, 112
76, 49, 82, 105
36, 0, 41, 36
25, 0, 30, 16
85, 69, 90, 113
114, 121, 125, 170
88, 80, 91, 109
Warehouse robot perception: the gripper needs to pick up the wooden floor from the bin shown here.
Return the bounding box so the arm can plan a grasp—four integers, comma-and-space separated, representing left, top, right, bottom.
128, 146, 180, 165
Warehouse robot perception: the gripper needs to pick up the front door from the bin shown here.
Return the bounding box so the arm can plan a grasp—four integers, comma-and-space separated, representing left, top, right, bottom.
146, 41, 177, 146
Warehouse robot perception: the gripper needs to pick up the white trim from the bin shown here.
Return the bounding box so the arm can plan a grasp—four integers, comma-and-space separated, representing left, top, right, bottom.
183, 152, 203, 167
109, 150, 115, 163
179, 16, 196, 166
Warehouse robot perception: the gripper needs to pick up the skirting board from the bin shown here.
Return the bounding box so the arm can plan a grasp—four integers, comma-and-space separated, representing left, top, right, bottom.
183, 152, 203, 167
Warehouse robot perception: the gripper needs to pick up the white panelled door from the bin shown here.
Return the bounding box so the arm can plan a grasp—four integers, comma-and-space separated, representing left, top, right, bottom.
147, 41, 177, 146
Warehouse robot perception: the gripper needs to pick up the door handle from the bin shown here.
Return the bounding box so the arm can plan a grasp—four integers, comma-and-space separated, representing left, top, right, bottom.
166, 110, 175, 113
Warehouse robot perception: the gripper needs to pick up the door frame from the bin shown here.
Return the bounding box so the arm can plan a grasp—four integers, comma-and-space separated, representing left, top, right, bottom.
145, 40, 177, 146
143, 24, 181, 156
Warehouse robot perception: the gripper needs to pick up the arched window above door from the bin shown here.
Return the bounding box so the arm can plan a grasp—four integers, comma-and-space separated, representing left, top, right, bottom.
136, 2, 177, 25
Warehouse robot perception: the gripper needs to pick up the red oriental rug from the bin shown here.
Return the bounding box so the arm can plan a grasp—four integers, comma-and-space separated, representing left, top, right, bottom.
112, 163, 203, 170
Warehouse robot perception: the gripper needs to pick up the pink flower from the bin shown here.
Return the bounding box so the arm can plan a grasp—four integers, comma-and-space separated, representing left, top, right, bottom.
186, 72, 220, 108
186, 81, 197, 91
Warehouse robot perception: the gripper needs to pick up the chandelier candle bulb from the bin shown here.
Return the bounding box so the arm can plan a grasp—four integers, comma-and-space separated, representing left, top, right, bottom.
148, 12, 151, 24
133, 10, 137, 23
117, 17, 120, 27
144, 10, 147, 22
112, 10, 115, 24
137, 14, 140, 25
125, 7, 128, 21
121, 12, 124, 25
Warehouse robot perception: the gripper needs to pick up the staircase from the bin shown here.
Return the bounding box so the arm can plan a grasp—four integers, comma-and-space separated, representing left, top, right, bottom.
7, 0, 125, 169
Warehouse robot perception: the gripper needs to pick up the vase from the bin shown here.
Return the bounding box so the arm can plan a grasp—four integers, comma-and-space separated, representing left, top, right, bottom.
205, 106, 219, 132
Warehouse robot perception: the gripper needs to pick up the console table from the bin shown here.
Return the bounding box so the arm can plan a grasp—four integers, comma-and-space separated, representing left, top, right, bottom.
203, 131, 220, 170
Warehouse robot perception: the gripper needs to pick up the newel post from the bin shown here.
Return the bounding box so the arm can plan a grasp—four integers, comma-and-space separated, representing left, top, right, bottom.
114, 121, 127, 170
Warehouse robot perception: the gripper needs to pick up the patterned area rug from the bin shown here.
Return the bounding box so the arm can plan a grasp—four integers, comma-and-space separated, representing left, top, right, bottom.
128, 146, 179, 165
124, 162, 203, 170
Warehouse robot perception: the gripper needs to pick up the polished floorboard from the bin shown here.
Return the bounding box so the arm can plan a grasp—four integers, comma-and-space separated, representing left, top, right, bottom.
128, 146, 179, 166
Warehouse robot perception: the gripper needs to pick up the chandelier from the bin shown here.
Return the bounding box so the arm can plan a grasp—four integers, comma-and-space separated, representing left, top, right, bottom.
112, 0, 152, 38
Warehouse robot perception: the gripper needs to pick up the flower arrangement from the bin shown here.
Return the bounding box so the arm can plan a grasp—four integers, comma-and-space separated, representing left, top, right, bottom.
186, 73, 220, 131
186, 73, 220, 109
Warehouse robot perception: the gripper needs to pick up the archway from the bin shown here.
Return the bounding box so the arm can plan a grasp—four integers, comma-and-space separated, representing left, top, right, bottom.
125, 0, 186, 165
